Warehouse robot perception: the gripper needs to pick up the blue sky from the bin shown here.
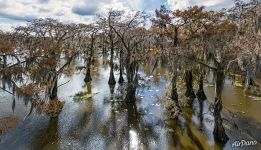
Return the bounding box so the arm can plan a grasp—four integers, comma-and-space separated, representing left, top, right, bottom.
0, 0, 236, 31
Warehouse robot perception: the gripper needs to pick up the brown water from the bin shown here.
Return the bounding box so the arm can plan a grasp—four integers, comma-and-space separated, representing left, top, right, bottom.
0, 59, 260, 150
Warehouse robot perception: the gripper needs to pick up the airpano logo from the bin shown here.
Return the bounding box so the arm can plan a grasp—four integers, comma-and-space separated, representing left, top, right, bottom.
232, 140, 257, 148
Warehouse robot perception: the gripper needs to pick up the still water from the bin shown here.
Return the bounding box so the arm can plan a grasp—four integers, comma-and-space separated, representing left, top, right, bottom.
0, 59, 260, 150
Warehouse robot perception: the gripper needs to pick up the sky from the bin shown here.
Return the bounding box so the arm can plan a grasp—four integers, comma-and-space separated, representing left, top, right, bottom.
0, 0, 237, 31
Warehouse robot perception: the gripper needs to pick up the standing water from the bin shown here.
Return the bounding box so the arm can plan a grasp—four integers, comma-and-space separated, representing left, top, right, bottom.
0, 59, 260, 150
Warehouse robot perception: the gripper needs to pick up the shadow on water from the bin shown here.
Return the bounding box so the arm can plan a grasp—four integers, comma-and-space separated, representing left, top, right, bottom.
0, 58, 260, 150
35, 117, 59, 150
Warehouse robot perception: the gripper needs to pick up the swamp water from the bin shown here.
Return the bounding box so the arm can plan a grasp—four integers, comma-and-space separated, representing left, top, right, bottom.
0, 59, 260, 150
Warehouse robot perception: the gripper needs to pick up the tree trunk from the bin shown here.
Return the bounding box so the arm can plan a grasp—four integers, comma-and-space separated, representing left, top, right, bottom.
185, 70, 196, 99
125, 83, 136, 103
125, 70, 138, 103
196, 74, 207, 101
118, 67, 124, 84
108, 35, 116, 86
2, 55, 6, 69
85, 33, 95, 83
50, 78, 58, 100
2, 56, 7, 89
255, 54, 260, 77
213, 69, 229, 144
84, 66, 92, 83
118, 49, 124, 84
171, 70, 178, 106
108, 67, 116, 85
246, 70, 255, 87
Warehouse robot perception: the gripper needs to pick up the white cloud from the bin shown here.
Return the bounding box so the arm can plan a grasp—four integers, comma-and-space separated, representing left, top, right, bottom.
166, 0, 235, 10
198, 0, 225, 7
126, 0, 143, 10
0, 21, 26, 32
167, 0, 190, 10
0, 0, 237, 31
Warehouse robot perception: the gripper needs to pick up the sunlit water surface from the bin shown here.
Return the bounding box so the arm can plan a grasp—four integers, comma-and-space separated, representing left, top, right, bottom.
0, 59, 260, 150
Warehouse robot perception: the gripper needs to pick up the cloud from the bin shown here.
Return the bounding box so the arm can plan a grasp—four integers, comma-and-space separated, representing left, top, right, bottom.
166, 0, 235, 10
0, 0, 240, 31
71, 0, 130, 16
0, 21, 26, 32
38, 0, 50, 3
0, 12, 35, 22
124, 0, 164, 12
167, 0, 190, 10
72, 4, 98, 16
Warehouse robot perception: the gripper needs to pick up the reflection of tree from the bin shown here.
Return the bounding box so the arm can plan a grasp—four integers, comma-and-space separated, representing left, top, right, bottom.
86, 82, 92, 94
170, 99, 216, 149
101, 100, 160, 149
35, 117, 59, 150
167, 101, 205, 149
198, 100, 204, 131
154, 67, 160, 85
91, 59, 101, 80
109, 84, 115, 100
69, 82, 94, 140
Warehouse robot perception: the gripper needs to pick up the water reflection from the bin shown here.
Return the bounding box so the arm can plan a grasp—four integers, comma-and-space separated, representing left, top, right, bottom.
198, 100, 204, 131
129, 129, 138, 150
36, 118, 59, 150
0, 58, 260, 150
102, 100, 162, 149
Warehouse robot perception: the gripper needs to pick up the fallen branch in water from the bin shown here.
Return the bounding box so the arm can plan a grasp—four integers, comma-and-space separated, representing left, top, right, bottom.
58, 80, 70, 88
0, 87, 15, 96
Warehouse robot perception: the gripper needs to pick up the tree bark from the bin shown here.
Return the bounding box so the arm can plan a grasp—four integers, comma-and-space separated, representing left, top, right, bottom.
50, 78, 58, 100
85, 33, 95, 83
118, 49, 124, 84
108, 32, 116, 86
125, 83, 136, 102
118, 67, 124, 84
84, 66, 92, 83
185, 70, 196, 99
196, 74, 207, 101
213, 68, 229, 144
108, 67, 116, 85
246, 70, 255, 87
171, 70, 179, 106
2, 55, 7, 89
124, 65, 138, 103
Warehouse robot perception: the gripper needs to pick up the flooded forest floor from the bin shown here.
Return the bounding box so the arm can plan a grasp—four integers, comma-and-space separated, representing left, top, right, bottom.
0, 58, 260, 150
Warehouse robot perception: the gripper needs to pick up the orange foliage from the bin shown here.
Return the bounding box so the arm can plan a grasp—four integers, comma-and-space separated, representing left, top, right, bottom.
36, 99, 65, 116
17, 83, 42, 95
3, 66, 24, 75
0, 44, 14, 53
0, 116, 19, 136
39, 58, 58, 68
